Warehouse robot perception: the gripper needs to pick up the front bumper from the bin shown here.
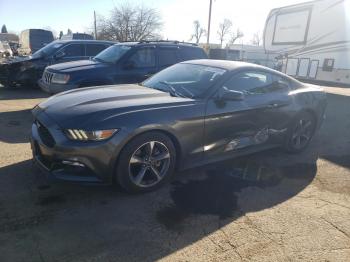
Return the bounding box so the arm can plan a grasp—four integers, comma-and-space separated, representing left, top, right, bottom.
38, 79, 78, 94
30, 111, 126, 184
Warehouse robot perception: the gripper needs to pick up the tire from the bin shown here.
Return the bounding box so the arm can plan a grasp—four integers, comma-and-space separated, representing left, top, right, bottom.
284, 111, 317, 153
115, 131, 176, 193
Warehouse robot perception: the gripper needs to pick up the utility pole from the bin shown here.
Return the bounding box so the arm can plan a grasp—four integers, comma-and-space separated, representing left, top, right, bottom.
206, 0, 213, 46
94, 10, 97, 40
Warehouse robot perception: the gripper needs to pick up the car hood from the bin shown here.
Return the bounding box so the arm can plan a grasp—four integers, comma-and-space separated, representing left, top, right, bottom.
35, 84, 195, 128
47, 59, 107, 73
0, 55, 36, 65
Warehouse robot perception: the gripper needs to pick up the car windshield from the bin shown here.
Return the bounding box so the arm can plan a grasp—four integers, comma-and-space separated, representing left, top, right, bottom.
93, 44, 132, 63
142, 63, 227, 98
31, 42, 64, 58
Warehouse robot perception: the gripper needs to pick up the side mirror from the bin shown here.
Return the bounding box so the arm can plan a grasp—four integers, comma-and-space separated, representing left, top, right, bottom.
123, 60, 135, 70
219, 87, 245, 101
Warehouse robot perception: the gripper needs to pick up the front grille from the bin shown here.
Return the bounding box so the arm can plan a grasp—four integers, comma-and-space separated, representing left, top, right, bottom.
36, 120, 55, 147
43, 71, 54, 84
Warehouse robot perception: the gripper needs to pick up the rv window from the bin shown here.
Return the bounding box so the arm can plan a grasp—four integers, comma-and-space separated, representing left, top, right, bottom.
322, 58, 334, 72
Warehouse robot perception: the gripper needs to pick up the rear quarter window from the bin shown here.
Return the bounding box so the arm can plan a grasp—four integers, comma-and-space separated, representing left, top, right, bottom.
62, 44, 85, 57
86, 44, 109, 56
158, 47, 179, 67
274, 74, 302, 90
179, 47, 207, 61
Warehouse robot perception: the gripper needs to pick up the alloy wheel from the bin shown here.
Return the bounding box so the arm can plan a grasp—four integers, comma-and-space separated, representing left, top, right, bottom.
291, 118, 313, 150
128, 141, 171, 188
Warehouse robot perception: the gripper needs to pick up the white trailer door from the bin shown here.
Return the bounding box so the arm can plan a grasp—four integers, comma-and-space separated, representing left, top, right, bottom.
298, 58, 310, 77
308, 60, 319, 78
285, 58, 299, 76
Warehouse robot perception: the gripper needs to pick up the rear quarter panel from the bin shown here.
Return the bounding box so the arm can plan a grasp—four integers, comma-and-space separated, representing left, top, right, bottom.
289, 84, 327, 128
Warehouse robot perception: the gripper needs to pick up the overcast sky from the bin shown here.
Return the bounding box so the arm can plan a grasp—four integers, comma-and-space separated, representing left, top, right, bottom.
0, 0, 307, 44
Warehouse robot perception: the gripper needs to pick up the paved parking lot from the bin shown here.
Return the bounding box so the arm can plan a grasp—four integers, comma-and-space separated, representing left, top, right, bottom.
0, 86, 349, 262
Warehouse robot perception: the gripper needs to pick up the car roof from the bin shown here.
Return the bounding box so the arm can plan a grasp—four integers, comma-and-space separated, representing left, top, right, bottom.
182, 59, 303, 84
56, 39, 116, 44
183, 59, 287, 73
181, 59, 268, 71
113, 41, 201, 48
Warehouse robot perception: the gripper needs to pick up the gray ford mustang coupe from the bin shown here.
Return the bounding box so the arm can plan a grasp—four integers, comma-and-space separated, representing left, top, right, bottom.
31, 60, 327, 193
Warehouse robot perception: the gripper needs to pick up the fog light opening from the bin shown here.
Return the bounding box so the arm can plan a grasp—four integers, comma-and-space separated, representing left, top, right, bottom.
62, 160, 85, 167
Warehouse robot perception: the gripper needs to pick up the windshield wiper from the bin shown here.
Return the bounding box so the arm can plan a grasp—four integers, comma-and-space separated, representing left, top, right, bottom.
158, 81, 187, 98
176, 85, 194, 98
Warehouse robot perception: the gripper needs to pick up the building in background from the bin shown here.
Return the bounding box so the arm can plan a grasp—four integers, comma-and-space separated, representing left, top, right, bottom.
206, 44, 276, 68
264, 0, 350, 85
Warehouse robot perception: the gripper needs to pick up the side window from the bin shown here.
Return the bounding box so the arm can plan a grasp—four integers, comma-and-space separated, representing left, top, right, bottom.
272, 75, 292, 91
158, 48, 178, 67
223, 71, 273, 95
128, 48, 156, 68
179, 47, 207, 61
61, 44, 85, 57
86, 44, 108, 56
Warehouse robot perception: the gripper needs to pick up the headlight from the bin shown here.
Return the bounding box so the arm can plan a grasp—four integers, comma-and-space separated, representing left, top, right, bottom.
51, 73, 70, 84
64, 129, 118, 141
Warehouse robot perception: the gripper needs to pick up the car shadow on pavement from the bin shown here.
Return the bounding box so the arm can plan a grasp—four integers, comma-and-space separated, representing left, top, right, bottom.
0, 149, 319, 262
0, 86, 49, 100
157, 152, 318, 230
0, 109, 33, 143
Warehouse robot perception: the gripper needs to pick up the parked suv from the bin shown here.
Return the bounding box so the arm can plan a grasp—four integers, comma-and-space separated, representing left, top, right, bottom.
39, 41, 208, 94
0, 40, 114, 87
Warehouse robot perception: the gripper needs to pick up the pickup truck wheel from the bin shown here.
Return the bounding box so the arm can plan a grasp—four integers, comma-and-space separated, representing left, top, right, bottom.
116, 132, 176, 193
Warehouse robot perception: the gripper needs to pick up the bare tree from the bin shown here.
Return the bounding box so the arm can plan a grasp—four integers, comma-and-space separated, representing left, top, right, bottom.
228, 28, 244, 45
190, 20, 206, 44
217, 19, 232, 47
251, 32, 262, 46
96, 4, 162, 41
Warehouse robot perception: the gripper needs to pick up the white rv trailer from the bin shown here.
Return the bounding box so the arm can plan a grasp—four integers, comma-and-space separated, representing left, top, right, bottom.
264, 0, 350, 85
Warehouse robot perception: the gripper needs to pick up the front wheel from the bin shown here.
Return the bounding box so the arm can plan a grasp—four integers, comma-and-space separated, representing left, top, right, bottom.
115, 132, 176, 193
284, 112, 316, 153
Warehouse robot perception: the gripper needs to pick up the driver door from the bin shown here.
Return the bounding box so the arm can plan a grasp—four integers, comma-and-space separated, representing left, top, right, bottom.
53, 43, 85, 64
204, 70, 291, 159
117, 47, 158, 84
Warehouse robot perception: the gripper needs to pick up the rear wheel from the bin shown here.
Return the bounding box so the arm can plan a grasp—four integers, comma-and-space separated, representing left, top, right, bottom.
284, 112, 316, 153
116, 132, 176, 193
